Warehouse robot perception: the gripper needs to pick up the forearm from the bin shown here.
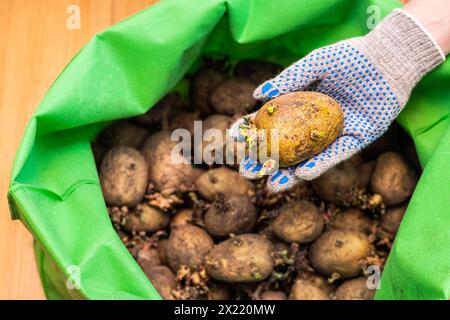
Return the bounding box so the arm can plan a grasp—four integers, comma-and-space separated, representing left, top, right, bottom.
403, 0, 450, 55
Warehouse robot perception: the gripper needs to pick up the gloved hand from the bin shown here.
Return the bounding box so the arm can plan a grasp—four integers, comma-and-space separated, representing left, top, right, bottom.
230, 9, 444, 192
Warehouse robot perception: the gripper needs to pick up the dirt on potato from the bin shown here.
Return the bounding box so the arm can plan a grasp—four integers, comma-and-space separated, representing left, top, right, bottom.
252, 91, 344, 167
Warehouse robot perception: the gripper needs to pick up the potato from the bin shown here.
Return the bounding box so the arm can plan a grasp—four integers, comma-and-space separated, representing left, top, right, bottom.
145, 265, 176, 300
190, 68, 227, 116
253, 92, 344, 167
210, 78, 257, 115
271, 200, 324, 243
332, 208, 373, 234
289, 279, 329, 300
204, 194, 257, 237
234, 60, 282, 84
357, 161, 375, 189
299, 273, 336, 295
136, 245, 161, 274
207, 282, 230, 300
260, 291, 287, 300
171, 208, 194, 227
124, 203, 170, 233
195, 167, 254, 201
311, 159, 359, 203
169, 112, 200, 136
309, 230, 371, 279
166, 224, 214, 272
196, 114, 234, 164
205, 234, 274, 283
335, 277, 375, 300
157, 239, 169, 266
100, 146, 148, 206
371, 152, 418, 205
141, 131, 204, 192
381, 204, 407, 235
98, 121, 149, 148
133, 93, 183, 126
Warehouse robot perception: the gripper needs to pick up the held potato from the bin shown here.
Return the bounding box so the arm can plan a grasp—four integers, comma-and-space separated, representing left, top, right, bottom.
309, 230, 371, 279
204, 194, 257, 237
195, 167, 254, 201
145, 265, 177, 300
141, 131, 204, 192
210, 78, 257, 115
100, 146, 148, 206
311, 159, 359, 203
166, 224, 214, 272
253, 92, 344, 167
335, 277, 375, 300
205, 234, 274, 283
332, 208, 373, 234
124, 203, 170, 233
271, 200, 324, 243
371, 152, 418, 206
289, 279, 329, 300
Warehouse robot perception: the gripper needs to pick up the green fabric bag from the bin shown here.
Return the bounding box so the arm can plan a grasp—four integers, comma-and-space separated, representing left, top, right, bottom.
7, 0, 450, 300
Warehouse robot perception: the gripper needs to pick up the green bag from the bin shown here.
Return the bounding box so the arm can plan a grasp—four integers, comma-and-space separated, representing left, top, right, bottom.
7, 0, 450, 300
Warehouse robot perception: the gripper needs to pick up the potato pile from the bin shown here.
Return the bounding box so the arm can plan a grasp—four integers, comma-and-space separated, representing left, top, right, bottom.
93, 59, 419, 300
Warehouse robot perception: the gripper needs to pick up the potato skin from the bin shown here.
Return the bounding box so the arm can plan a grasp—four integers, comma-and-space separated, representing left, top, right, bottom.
190, 68, 226, 116
299, 273, 336, 295
124, 203, 170, 233
311, 159, 359, 203
332, 208, 373, 234
234, 60, 282, 84
195, 167, 254, 201
207, 282, 230, 300
357, 161, 375, 189
381, 205, 407, 235
335, 277, 375, 300
254, 92, 344, 167
169, 112, 200, 136
141, 131, 204, 192
166, 224, 214, 272
98, 121, 149, 148
205, 234, 274, 283
197, 114, 234, 164
157, 239, 169, 266
309, 230, 371, 279
171, 208, 194, 227
133, 93, 183, 126
371, 152, 417, 206
271, 200, 324, 243
100, 146, 148, 206
289, 279, 329, 300
204, 194, 257, 237
145, 265, 177, 300
260, 291, 287, 300
210, 78, 257, 115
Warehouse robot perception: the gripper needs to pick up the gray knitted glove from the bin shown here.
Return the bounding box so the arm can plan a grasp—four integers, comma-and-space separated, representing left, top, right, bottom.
230, 9, 445, 192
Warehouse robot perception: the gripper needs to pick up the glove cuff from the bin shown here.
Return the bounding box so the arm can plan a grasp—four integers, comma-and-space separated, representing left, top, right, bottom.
351, 9, 445, 105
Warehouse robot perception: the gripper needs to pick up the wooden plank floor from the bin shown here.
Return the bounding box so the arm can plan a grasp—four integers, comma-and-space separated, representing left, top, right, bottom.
0, 0, 158, 300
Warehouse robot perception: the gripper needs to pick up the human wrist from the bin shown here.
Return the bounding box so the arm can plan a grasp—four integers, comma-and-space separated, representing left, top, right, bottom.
403, 0, 450, 55
349, 9, 445, 105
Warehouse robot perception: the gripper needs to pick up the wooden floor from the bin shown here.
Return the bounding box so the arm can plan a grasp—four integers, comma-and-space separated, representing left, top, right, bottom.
0, 0, 158, 300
